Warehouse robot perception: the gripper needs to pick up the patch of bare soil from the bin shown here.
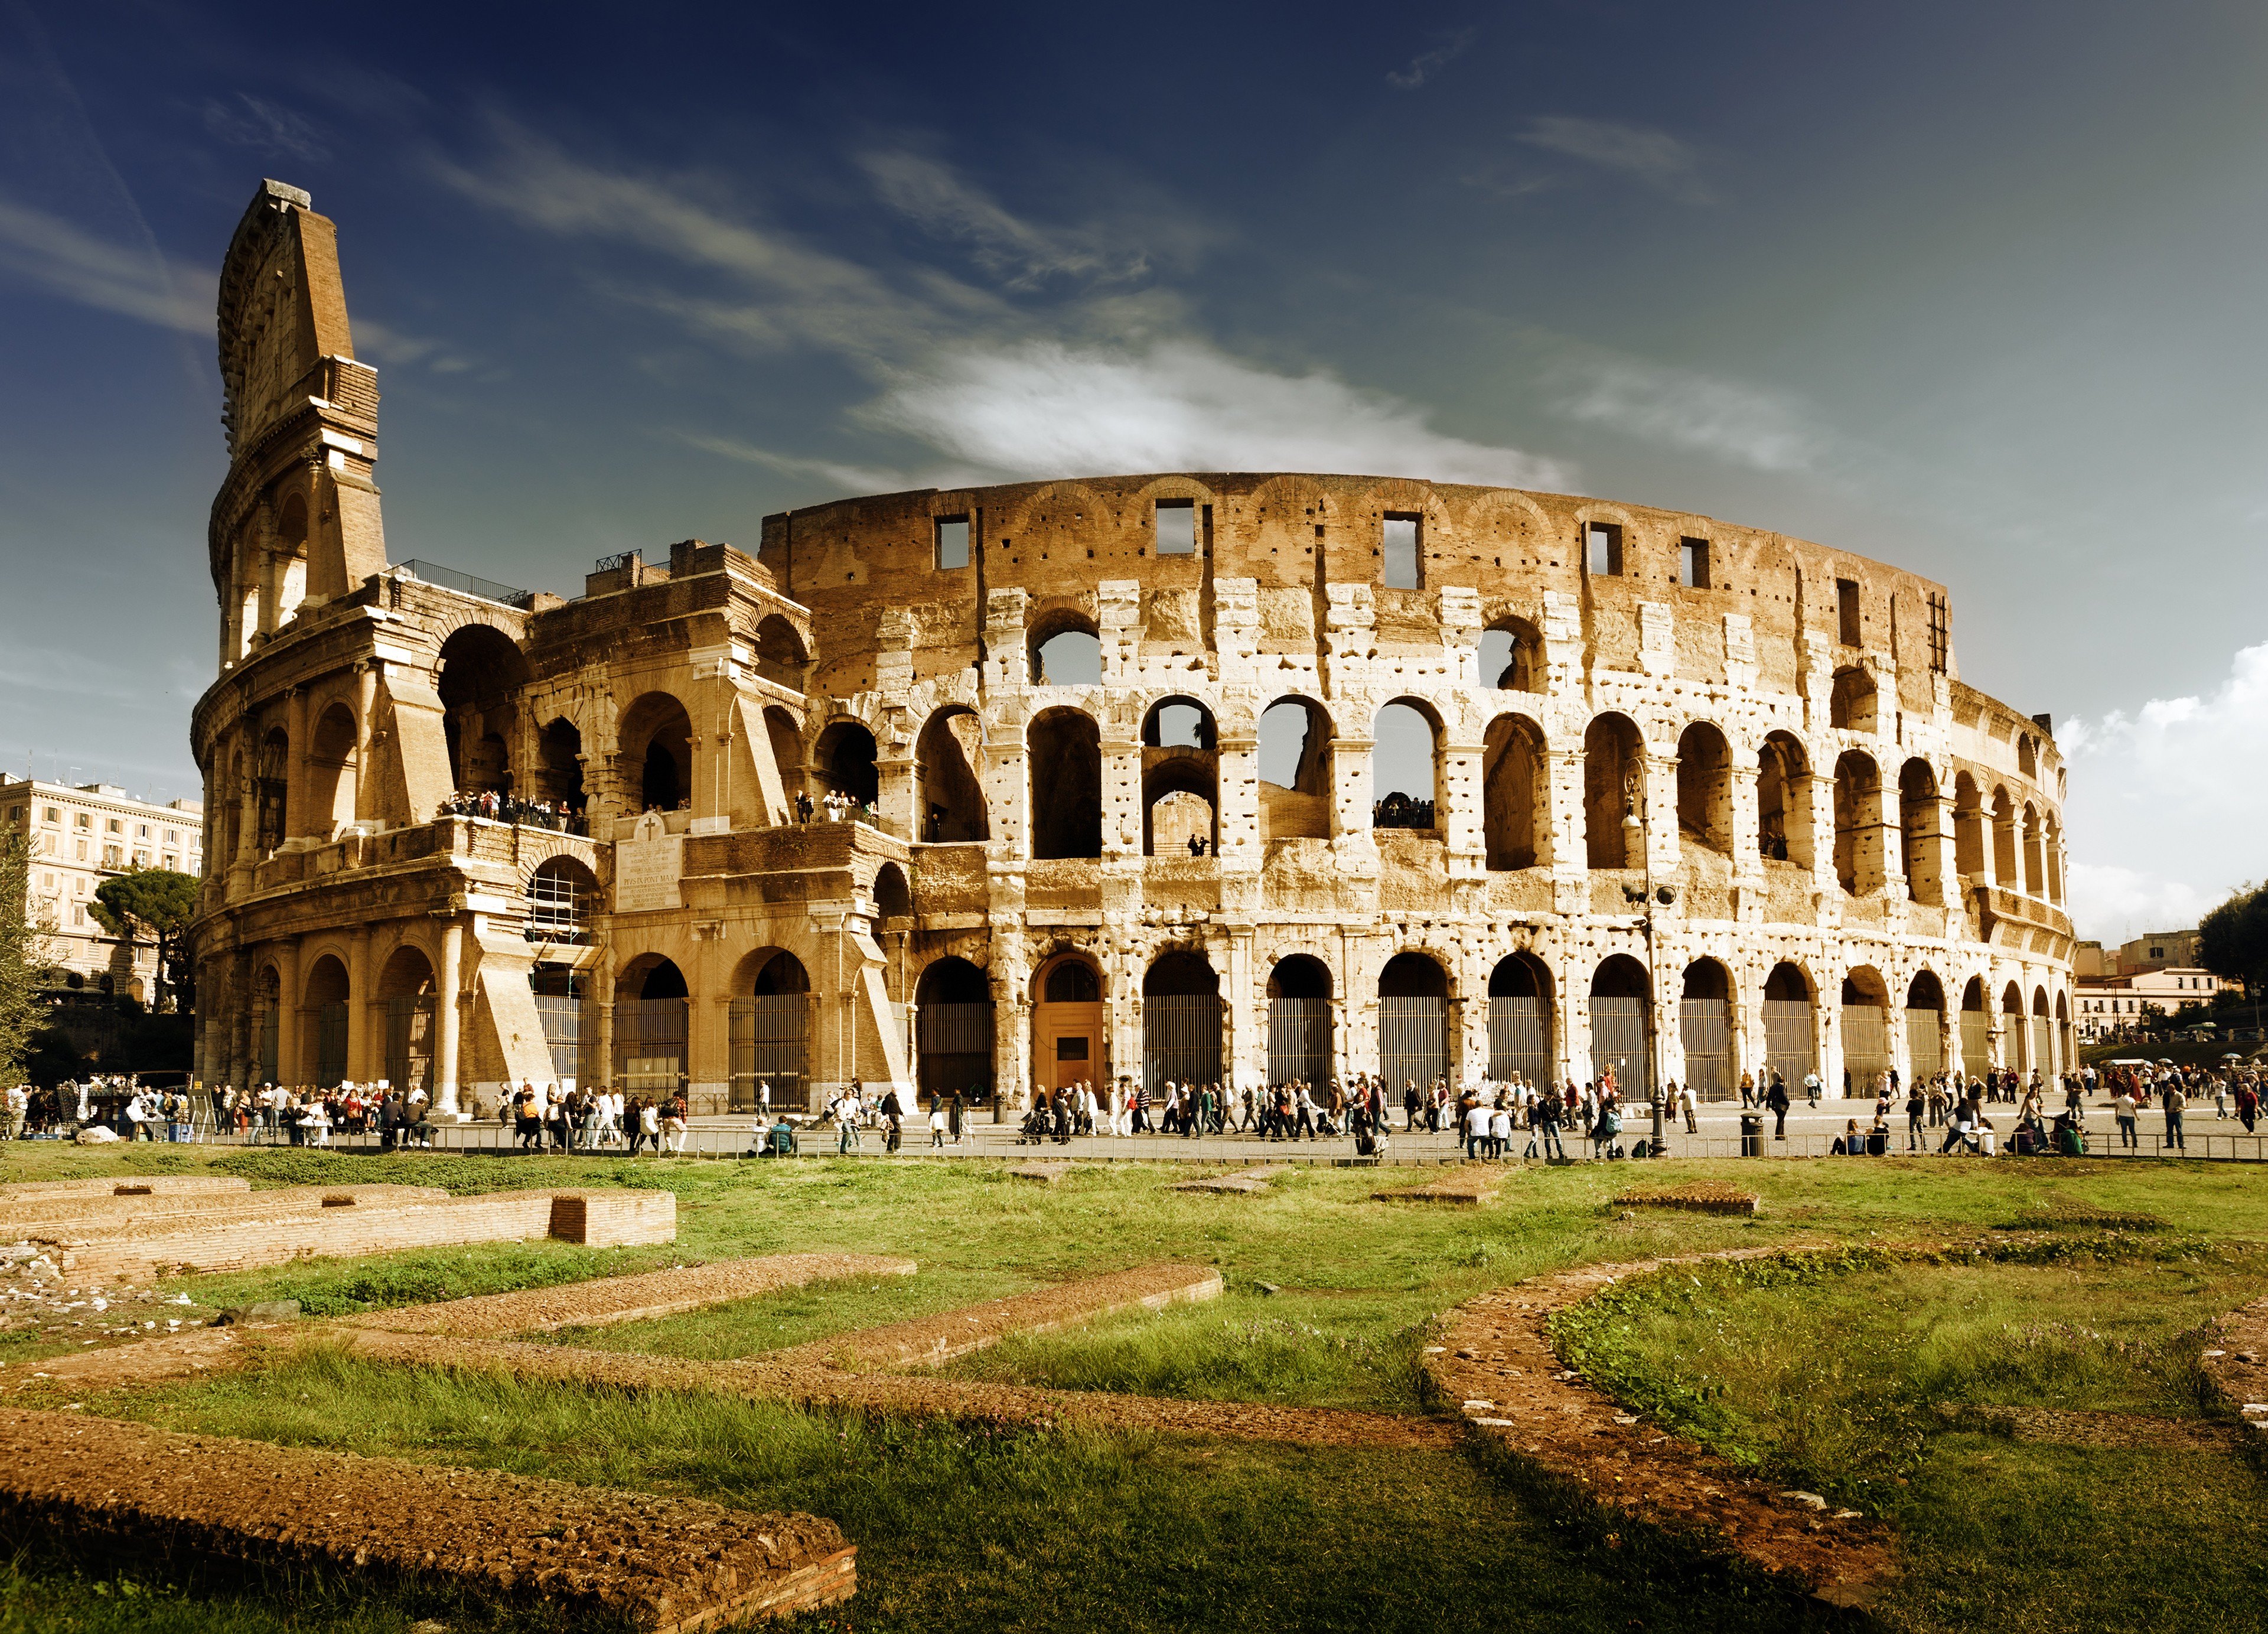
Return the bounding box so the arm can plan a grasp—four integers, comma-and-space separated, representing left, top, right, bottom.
772, 1263, 1223, 1371
2199, 1297, 2268, 1443
1610, 1182, 1760, 1216
1425, 1247, 1894, 1609
1170, 1168, 1282, 1195
351, 1254, 918, 1339
0, 1408, 853, 1629
1374, 1172, 1498, 1205
1933, 1402, 2241, 1452
3, 1326, 260, 1394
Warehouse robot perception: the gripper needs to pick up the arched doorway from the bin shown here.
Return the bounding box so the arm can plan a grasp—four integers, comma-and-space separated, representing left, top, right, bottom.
1679, 960, 1732, 1101
1758, 733, 1811, 866
376, 943, 436, 1096
305, 703, 359, 838
915, 956, 993, 1106
1143, 697, 1219, 855
2031, 987, 2054, 1077
621, 693, 694, 814
1675, 723, 1733, 857
916, 708, 988, 842
1371, 701, 1441, 832
1589, 955, 1649, 1092
305, 954, 349, 1086
1762, 962, 1816, 1091
1029, 709, 1103, 859
1032, 955, 1105, 1094
616, 955, 689, 1100
1583, 715, 1643, 868
729, 950, 807, 1111
814, 720, 880, 813
1482, 715, 1544, 870
2001, 981, 2027, 1073
1265, 955, 1332, 1088
1960, 977, 1989, 1075
1257, 696, 1333, 841
1899, 761, 1941, 905
1379, 952, 1450, 1090
1906, 971, 1946, 1082
436, 624, 529, 796
1487, 952, 1553, 1086
1143, 951, 1221, 1095
536, 718, 586, 816
1479, 617, 1543, 692
1834, 752, 1885, 896
1842, 969, 1891, 1095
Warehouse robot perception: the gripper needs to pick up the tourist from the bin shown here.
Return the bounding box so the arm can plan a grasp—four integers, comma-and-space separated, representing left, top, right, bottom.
1738, 1070, 1756, 1109
2238, 1079, 2259, 1135
2162, 1078, 2186, 1152
638, 1096, 661, 1153
2111, 1084, 2138, 1148
928, 1101, 947, 1149
1677, 1079, 1699, 1134
1765, 1075, 1791, 1141
1803, 1068, 1823, 1109
664, 1093, 690, 1154
1488, 1100, 1511, 1160
1905, 1081, 1928, 1151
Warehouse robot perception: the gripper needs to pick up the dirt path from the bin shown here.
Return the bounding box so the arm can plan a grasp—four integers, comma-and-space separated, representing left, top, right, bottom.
1424, 1245, 1896, 1609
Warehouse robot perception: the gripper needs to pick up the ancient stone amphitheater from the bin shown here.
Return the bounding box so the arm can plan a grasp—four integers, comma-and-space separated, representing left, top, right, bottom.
191, 180, 2074, 1115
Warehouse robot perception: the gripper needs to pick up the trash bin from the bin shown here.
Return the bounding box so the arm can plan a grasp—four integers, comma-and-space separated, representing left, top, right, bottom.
1739, 1112, 1764, 1158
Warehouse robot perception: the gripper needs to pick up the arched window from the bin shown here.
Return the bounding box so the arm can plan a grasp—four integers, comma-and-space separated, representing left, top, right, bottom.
2021, 802, 2044, 897
871, 862, 911, 920
1487, 952, 1553, 1085
255, 728, 289, 854
1583, 714, 1643, 868
1482, 715, 1544, 870
1143, 696, 1218, 856
915, 956, 993, 1104
620, 692, 695, 814
1953, 772, 1986, 882
525, 856, 598, 943
1906, 971, 1945, 1081
1028, 708, 1102, 859
1830, 666, 1876, 733
1030, 612, 1102, 685
1257, 696, 1332, 840
1757, 732, 1811, 866
1833, 751, 1884, 896
1033, 953, 1105, 1093
537, 718, 585, 816
1990, 787, 2018, 883
1371, 699, 1440, 832
1674, 722, 1732, 857
1899, 759, 1940, 905
917, 707, 988, 842
1266, 955, 1332, 1088
436, 625, 531, 795
1379, 952, 1450, 1089
306, 703, 359, 839
2017, 735, 2039, 779
1478, 617, 1543, 692
754, 615, 807, 689
814, 720, 879, 811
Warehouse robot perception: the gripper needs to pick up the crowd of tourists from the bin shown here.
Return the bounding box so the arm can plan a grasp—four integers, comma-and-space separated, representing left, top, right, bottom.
496, 1080, 693, 1154
438, 789, 588, 833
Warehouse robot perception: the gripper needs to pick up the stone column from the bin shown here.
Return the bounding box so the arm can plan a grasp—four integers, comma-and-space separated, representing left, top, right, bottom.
284, 687, 309, 842
434, 919, 464, 1114
1329, 736, 1376, 842
351, 663, 376, 825
1215, 733, 1260, 869
1101, 735, 1142, 859
1224, 930, 1259, 1092
876, 753, 918, 842
1442, 737, 1484, 867
275, 939, 301, 1086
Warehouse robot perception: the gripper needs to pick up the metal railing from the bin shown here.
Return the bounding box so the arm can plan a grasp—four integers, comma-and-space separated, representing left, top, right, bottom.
395, 560, 535, 610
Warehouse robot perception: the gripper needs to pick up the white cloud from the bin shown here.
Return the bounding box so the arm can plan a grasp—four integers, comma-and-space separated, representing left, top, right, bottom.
858, 149, 1176, 288
2060, 641, 2268, 939
1387, 28, 1477, 90
1553, 351, 1822, 472
1516, 116, 1711, 203
201, 93, 330, 162
859, 339, 1572, 489
670, 432, 910, 496
0, 196, 210, 332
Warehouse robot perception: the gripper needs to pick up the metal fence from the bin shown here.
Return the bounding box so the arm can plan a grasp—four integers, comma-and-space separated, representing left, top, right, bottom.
917, 1001, 992, 1103
616, 997, 687, 1098
382, 996, 434, 1095
1679, 999, 1731, 1101
1379, 997, 1448, 1089
1764, 999, 1814, 1089
1589, 997, 1646, 1090
1487, 997, 1553, 1088
531, 995, 587, 1086
1267, 997, 1331, 1088
1907, 1008, 1944, 1082
396, 559, 534, 610
729, 995, 804, 1111
1143, 995, 1221, 1094
314, 1002, 348, 1088
1961, 1011, 1990, 1076
1842, 1003, 1890, 1093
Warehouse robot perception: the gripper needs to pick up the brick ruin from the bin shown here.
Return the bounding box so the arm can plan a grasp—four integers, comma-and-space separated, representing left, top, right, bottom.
191, 179, 2074, 1119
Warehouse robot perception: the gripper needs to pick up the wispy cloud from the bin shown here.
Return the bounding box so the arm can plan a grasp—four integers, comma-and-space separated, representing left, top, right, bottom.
0, 196, 210, 331
1553, 351, 1821, 472
201, 93, 330, 162
1387, 28, 1477, 90
2059, 641, 2268, 939
857, 149, 1188, 288
859, 340, 1572, 489
1515, 115, 1711, 203
670, 431, 910, 495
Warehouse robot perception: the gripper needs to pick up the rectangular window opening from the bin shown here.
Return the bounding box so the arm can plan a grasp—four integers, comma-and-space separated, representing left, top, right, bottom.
1585, 523, 1622, 578
1837, 578, 1862, 646
1381, 514, 1422, 588
934, 516, 970, 571
1926, 591, 1950, 673
1679, 536, 1710, 590
1155, 500, 1196, 556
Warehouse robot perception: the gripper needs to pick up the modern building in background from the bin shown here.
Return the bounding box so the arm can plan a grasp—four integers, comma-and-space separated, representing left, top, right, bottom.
1, 776, 204, 1002
2073, 966, 2226, 1043
188, 180, 2075, 1111
2113, 929, 2204, 976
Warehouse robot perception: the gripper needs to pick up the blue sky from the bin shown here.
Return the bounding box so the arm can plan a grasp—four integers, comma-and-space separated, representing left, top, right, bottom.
3, 1, 2265, 941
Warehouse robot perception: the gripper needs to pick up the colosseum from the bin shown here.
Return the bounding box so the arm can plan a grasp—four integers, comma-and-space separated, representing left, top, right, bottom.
189, 180, 2076, 1116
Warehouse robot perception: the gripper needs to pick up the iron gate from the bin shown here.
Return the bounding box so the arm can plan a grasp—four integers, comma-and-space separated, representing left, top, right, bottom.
729, 995, 806, 1111
1679, 999, 1731, 1101
1905, 1008, 1944, 1082
917, 1001, 993, 1104
1842, 1004, 1891, 1094
615, 997, 687, 1099
1379, 997, 1448, 1090
1487, 997, 1553, 1088
1762, 998, 1815, 1092
1266, 997, 1331, 1088
1589, 997, 1647, 1092
1143, 995, 1222, 1095
382, 995, 434, 1096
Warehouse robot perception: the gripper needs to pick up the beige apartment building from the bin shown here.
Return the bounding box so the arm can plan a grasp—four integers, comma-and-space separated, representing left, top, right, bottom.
1, 776, 204, 1002
2073, 966, 2224, 1043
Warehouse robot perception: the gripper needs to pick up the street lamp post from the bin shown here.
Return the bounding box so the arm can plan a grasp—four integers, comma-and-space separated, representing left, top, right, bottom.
1621, 773, 1671, 1157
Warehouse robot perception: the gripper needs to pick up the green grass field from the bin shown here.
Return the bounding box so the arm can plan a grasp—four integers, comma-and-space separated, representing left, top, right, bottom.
5, 1143, 2268, 1631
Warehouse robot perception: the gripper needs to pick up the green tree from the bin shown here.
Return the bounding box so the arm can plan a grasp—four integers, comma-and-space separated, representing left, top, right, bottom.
2198, 883, 2268, 999
89, 867, 199, 1014
0, 836, 54, 1078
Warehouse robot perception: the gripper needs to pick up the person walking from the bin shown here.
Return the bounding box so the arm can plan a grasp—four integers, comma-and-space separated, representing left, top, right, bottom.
1767, 1075, 1792, 1141
2161, 1078, 2187, 1153
1905, 1082, 1928, 1152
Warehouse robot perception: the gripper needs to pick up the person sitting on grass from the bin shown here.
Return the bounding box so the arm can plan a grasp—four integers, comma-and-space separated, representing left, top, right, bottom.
1831, 1118, 1862, 1155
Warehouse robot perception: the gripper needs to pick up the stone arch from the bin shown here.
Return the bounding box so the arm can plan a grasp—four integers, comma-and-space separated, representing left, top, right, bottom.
304, 952, 350, 1086
1953, 770, 1987, 881
1589, 953, 1650, 1091
915, 706, 988, 842
255, 727, 289, 853
1032, 949, 1106, 1093
1142, 949, 1222, 1095
1679, 957, 1734, 1101
1762, 960, 1817, 1088
1674, 721, 1733, 857
1583, 712, 1644, 868
2021, 800, 2044, 897
1482, 951, 1553, 1086
374, 940, 438, 1096
754, 614, 808, 689
304, 701, 359, 839
535, 717, 585, 813
814, 718, 880, 811
1841, 965, 1892, 1093
435, 624, 530, 795
871, 861, 911, 920
620, 691, 696, 813
764, 705, 806, 808
1143, 695, 1218, 855
1379, 951, 1452, 1091
1898, 759, 1942, 905
2044, 812, 2064, 905
1371, 697, 1442, 831
2018, 734, 2039, 779
915, 954, 992, 1103
1830, 665, 1877, 733
1029, 608, 1102, 686
525, 854, 599, 943
1833, 750, 1885, 895
737, 948, 809, 995
1757, 731, 1812, 867
1257, 695, 1333, 840
1482, 712, 1546, 870
1028, 706, 1102, 860
1905, 967, 1947, 1081
615, 953, 690, 1100
1990, 786, 2018, 882
1264, 953, 1332, 1090
1478, 614, 1544, 692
